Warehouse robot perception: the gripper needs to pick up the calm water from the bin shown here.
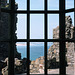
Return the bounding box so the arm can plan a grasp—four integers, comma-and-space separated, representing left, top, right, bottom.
17, 46, 51, 60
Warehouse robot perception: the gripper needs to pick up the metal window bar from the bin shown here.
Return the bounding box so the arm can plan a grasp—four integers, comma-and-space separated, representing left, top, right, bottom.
0, 0, 75, 75
8, 0, 15, 75
44, 0, 47, 75
59, 0, 66, 75
1, 8, 75, 14
0, 39, 75, 42
27, 0, 30, 75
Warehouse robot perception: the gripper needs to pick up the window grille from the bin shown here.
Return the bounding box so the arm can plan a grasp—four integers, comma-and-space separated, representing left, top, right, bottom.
1, 0, 75, 75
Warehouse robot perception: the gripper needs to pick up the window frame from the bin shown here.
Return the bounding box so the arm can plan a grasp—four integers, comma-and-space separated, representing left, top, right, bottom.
1, 0, 75, 75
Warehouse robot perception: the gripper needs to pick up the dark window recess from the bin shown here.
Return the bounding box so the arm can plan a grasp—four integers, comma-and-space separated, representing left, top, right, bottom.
0, 0, 75, 75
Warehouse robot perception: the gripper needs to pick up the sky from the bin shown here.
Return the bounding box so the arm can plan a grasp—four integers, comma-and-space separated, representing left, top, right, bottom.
14, 0, 74, 46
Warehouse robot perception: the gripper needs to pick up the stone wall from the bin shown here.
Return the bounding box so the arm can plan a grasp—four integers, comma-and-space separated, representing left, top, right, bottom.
30, 16, 74, 73
48, 16, 74, 67
0, 1, 74, 74
0, 1, 29, 75
1, 0, 7, 7
30, 56, 44, 74
0, 0, 21, 61
53, 16, 74, 39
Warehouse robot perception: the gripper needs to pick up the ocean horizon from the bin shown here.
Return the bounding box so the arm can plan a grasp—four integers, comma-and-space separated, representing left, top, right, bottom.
17, 45, 51, 61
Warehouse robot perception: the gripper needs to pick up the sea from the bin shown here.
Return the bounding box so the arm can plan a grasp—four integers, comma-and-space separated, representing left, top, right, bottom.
17, 45, 52, 61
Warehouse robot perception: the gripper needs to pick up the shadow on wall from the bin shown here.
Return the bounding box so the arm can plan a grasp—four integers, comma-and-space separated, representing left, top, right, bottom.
47, 57, 68, 69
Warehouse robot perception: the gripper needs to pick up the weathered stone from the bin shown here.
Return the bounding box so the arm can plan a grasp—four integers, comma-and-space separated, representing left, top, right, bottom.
30, 70, 34, 73
15, 58, 22, 66
30, 65, 33, 70
47, 16, 74, 68
34, 64, 39, 68
2, 66, 8, 75
2, 58, 30, 75
39, 59, 44, 64
40, 56, 44, 60
35, 59, 39, 65
4, 58, 8, 66
0, 61, 6, 71
31, 61, 35, 65
39, 64, 44, 69
0, 1, 74, 74
0, 0, 21, 61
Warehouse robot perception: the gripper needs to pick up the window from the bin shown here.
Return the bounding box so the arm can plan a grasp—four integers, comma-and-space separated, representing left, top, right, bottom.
1, 0, 75, 75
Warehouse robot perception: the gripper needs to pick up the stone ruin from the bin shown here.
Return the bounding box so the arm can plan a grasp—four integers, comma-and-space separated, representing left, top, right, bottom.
30, 16, 74, 74
0, 1, 31, 75
0, 0, 21, 61
0, 0, 75, 74
53, 16, 74, 39
0, 0, 25, 75
47, 16, 74, 68
48, 16, 74, 64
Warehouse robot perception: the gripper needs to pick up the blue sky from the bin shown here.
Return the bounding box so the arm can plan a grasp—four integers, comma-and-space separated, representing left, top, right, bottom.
15, 0, 74, 46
